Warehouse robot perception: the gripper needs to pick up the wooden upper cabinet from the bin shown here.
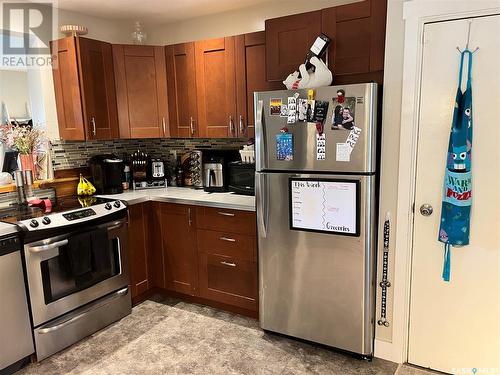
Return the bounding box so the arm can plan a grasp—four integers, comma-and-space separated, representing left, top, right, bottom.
50, 36, 118, 140
195, 37, 237, 138
166, 43, 198, 138
265, 11, 322, 82
265, 0, 387, 85
322, 0, 387, 84
113, 45, 169, 139
235, 32, 282, 139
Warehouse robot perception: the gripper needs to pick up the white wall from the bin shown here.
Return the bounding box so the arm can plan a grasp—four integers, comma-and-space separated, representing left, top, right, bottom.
148, 0, 361, 44
374, 0, 405, 349
0, 70, 30, 118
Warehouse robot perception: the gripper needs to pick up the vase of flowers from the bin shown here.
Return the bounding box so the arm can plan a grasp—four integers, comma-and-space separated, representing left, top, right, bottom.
0, 123, 45, 176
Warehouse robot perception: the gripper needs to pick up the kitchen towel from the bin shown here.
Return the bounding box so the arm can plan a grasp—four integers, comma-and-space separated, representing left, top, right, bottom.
67, 232, 93, 286
438, 50, 473, 282
91, 228, 112, 276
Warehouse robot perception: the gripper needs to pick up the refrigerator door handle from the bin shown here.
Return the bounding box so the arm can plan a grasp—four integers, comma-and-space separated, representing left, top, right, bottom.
255, 100, 264, 171
256, 173, 268, 238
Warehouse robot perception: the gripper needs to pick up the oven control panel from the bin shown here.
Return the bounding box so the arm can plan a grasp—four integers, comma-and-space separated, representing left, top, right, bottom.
20, 200, 126, 231
63, 209, 96, 221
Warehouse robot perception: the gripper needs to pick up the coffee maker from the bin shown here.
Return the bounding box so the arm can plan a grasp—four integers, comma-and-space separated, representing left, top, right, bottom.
89, 154, 124, 194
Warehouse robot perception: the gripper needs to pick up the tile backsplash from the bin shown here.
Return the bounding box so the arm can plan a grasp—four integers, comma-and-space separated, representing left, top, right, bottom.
51, 138, 248, 171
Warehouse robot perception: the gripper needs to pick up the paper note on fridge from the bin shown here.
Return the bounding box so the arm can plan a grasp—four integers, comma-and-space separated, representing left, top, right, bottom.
290, 179, 358, 235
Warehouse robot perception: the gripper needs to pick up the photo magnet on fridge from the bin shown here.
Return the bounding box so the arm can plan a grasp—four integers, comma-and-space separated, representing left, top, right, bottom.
297, 99, 308, 122
306, 99, 315, 122
287, 96, 298, 124
270, 98, 282, 116
331, 89, 357, 130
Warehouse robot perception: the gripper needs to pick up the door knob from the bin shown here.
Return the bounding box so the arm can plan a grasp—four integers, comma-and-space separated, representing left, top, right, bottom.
419, 204, 433, 216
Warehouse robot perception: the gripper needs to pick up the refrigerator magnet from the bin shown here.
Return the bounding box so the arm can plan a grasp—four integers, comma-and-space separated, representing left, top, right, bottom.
297, 99, 308, 122
287, 96, 298, 124
312, 100, 329, 123
270, 98, 282, 116
276, 132, 293, 161
316, 133, 326, 160
336, 143, 351, 162
331, 93, 356, 131
306, 99, 315, 122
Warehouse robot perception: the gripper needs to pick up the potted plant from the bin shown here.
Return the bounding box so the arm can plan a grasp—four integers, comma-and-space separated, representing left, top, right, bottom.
0, 122, 45, 176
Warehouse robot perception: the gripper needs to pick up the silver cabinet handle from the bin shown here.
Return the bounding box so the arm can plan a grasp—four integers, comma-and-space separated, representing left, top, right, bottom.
220, 236, 236, 242
91, 117, 96, 136
190, 116, 195, 136
188, 207, 192, 226
29, 239, 69, 253
220, 261, 236, 267
38, 287, 129, 334
239, 115, 245, 136
229, 116, 235, 136
162, 117, 166, 136
217, 211, 235, 217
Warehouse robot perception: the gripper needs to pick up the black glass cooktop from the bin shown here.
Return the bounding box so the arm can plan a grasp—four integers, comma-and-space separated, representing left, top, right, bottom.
0, 196, 113, 223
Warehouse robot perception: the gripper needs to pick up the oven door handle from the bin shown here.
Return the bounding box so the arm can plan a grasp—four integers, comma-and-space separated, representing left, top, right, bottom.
28, 239, 69, 253
37, 287, 129, 334
107, 221, 126, 232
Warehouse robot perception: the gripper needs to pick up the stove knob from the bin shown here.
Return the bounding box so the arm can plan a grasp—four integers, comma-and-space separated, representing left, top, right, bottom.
113, 201, 121, 208
105, 203, 112, 210
30, 219, 39, 228
42, 217, 51, 225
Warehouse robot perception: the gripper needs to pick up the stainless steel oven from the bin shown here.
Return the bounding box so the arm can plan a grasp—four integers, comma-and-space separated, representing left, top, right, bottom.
24, 217, 129, 326
23, 214, 131, 360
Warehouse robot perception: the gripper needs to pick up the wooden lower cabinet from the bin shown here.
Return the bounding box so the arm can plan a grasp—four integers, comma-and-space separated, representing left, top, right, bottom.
158, 203, 198, 296
128, 202, 258, 314
127, 203, 150, 299
197, 229, 258, 311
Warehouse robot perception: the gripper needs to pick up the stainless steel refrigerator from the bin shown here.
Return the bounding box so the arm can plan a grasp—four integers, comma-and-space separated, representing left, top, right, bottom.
255, 83, 377, 356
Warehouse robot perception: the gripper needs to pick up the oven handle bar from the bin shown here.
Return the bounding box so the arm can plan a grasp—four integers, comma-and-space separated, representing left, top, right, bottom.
37, 287, 129, 334
28, 239, 69, 253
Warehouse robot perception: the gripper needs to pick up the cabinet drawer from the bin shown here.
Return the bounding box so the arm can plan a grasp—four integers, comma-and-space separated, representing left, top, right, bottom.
198, 253, 257, 311
196, 207, 256, 235
197, 229, 256, 261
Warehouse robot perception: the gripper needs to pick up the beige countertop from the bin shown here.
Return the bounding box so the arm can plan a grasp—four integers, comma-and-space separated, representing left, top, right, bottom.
98, 187, 255, 212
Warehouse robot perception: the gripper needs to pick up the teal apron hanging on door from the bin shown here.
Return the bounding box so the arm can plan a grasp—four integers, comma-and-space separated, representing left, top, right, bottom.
438, 50, 473, 282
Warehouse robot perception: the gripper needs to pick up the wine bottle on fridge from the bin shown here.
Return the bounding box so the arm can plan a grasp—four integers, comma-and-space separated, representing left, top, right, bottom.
299, 33, 331, 78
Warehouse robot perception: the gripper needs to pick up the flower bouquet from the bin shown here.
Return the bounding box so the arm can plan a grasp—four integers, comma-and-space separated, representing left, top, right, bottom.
0, 122, 45, 175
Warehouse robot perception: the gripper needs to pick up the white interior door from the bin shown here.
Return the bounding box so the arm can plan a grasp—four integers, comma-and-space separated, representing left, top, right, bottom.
409, 15, 500, 373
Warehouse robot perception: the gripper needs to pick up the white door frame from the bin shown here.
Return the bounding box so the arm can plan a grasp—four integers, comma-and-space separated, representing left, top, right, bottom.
387, 0, 500, 364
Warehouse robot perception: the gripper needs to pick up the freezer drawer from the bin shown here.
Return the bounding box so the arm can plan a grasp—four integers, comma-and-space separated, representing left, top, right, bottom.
256, 172, 376, 355
33, 287, 131, 361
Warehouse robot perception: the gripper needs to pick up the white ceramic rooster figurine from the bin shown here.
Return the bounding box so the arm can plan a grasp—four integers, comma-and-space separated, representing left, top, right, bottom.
283, 56, 333, 90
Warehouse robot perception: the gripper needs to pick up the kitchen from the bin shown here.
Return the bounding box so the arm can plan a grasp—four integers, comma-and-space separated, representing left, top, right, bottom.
0, 1, 499, 375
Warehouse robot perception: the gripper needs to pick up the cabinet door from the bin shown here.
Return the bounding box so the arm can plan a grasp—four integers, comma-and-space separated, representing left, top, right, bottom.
127, 203, 149, 299
265, 11, 322, 82
166, 43, 198, 137
195, 37, 237, 138
321, 0, 387, 85
77, 37, 119, 140
198, 253, 257, 311
113, 45, 169, 139
50, 37, 86, 140
235, 32, 282, 139
160, 203, 198, 295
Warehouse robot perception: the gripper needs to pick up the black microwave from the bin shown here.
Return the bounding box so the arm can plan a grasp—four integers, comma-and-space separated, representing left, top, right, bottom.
228, 162, 255, 196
